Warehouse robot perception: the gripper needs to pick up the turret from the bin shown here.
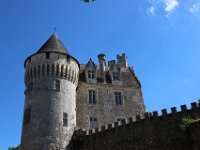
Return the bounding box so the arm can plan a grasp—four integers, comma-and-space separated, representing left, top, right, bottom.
21, 33, 79, 150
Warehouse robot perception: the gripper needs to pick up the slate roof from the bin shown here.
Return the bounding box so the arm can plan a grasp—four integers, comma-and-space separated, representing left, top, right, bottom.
36, 33, 69, 54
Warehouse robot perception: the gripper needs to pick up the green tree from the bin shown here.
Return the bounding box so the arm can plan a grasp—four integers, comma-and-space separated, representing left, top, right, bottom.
8, 145, 21, 150
83, 0, 95, 3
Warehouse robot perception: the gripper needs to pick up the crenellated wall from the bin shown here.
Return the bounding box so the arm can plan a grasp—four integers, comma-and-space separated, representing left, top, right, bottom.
25, 53, 79, 86
74, 102, 200, 150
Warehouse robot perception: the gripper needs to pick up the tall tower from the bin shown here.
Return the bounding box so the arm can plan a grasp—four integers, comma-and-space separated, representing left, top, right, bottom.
21, 33, 79, 150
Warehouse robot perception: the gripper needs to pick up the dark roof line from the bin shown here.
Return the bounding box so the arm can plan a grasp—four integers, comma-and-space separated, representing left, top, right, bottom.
36, 33, 69, 54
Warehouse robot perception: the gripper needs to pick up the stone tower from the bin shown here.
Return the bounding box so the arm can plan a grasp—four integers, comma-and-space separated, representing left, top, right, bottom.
21, 33, 79, 150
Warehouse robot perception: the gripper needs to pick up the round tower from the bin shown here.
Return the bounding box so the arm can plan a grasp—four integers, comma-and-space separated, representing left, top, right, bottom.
21, 33, 79, 150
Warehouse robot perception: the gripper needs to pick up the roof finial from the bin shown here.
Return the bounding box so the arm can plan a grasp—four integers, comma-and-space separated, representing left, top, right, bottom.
54, 27, 56, 33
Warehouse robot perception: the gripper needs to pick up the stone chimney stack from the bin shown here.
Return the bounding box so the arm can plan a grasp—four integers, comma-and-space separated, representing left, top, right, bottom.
98, 54, 106, 81
117, 53, 128, 68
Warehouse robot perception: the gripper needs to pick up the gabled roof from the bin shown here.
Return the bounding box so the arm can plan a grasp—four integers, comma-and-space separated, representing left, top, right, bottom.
36, 33, 69, 54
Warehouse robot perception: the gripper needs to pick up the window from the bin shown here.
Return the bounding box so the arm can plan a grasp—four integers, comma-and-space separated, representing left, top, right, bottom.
88, 70, 95, 79
46, 52, 50, 59
90, 117, 98, 129
89, 90, 96, 104
66, 55, 70, 62
63, 113, 68, 127
113, 72, 119, 80
91, 71, 95, 78
115, 92, 123, 105
55, 80, 60, 90
23, 108, 31, 125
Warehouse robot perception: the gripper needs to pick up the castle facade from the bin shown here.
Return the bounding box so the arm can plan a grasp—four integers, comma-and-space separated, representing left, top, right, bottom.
21, 33, 145, 150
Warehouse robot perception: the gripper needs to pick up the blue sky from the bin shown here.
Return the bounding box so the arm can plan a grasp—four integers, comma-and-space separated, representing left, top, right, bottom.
0, 0, 200, 149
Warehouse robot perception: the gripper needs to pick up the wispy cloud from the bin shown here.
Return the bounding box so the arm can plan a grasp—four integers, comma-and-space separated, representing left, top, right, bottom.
189, 2, 200, 13
164, 0, 179, 13
147, 6, 155, 15
147, 0, 179, 16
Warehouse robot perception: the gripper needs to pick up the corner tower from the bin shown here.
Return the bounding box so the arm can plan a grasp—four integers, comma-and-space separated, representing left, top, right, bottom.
21, 33, 79, 150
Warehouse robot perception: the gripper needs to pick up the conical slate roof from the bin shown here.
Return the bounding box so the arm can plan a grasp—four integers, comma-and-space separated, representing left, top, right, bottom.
37, 33, 69, 54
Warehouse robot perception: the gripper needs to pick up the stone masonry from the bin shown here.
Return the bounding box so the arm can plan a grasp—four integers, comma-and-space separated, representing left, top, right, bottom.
21, 33, 145, 149
21, 33, 79, 150
74, 103, 200, 150
76, 54, 145, 130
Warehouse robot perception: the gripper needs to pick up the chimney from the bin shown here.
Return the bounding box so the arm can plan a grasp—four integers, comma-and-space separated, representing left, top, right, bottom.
98, 54, 106, 81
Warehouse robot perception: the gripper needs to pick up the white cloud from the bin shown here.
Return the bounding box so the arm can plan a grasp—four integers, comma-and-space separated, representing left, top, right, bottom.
147, 0, 179, 16
164, 0, 179, 13
147, 6, 155, 15
189, 2, 200, 13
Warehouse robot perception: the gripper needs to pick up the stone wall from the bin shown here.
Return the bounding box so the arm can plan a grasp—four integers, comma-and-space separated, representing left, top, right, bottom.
21, 52, 79, 150
76, 54, 145, 130
76, 81, 145, 130
76, 67, 145, 130
74, 102, 200, 150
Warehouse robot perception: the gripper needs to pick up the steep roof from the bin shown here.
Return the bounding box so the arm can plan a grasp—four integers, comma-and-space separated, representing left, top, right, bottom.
36, 33, 69, 54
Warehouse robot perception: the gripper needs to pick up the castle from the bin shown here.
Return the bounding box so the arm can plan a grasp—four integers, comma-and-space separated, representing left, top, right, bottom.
21, 33, 145, 150
21, 33, 200, 150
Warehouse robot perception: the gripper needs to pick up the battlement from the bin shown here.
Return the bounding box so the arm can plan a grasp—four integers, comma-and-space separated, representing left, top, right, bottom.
25, 63, 78, 85
75, 102, 200, 136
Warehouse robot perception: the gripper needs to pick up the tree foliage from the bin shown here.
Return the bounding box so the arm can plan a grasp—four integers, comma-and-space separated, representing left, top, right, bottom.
8, 145, 21, 150
83, 0, 95, 3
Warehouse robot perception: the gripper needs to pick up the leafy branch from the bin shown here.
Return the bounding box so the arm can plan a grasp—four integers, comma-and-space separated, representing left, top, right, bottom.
83, 0, 96, 3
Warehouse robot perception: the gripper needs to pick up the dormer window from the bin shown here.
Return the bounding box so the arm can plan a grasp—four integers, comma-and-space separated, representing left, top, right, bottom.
88, 70, 95, 79
112, 72, 119, 80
